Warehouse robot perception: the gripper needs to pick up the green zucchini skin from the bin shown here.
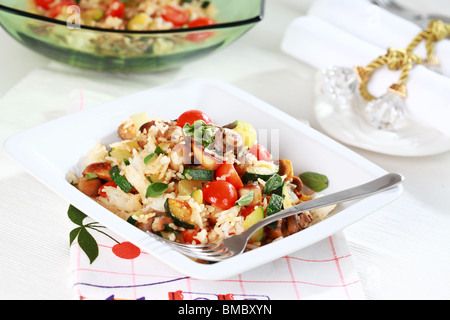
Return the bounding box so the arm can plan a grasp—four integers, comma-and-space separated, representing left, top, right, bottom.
110, 166, 134, 193
164, 198, 196, 230
183, 168, 214, 182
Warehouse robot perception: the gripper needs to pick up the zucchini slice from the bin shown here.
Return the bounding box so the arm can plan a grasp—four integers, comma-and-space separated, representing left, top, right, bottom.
164, 198, 195, 229
242, 206, 265, 242
110, 165, 134, 193
242, 161, 279, 183
183, 168, 214, 182
191, 189, 204, 205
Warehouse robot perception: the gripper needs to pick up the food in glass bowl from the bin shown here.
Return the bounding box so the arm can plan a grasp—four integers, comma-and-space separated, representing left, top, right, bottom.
28, 0, 218, 32
68, 110, 337, 249
0, 0, 264, 71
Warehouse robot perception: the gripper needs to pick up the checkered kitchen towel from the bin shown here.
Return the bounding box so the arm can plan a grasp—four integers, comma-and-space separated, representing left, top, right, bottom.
69, 205, 365, 300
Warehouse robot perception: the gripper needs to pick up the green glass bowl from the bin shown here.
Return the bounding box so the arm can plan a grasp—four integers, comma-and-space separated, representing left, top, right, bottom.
0, 0, 265, 72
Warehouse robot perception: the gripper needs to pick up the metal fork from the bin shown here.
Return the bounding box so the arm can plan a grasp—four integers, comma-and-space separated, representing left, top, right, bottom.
371, 0, 450, 29
152, 173, 404, 262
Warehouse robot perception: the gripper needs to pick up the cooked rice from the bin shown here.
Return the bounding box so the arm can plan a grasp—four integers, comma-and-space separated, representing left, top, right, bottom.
71, 111, 336, 252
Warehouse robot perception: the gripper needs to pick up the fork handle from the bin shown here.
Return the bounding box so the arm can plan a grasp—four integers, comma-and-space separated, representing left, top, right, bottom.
244, 173, 404, 237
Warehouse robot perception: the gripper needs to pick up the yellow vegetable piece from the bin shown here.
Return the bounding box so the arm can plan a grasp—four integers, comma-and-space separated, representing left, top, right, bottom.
127, 13, 151, 31
234, 121, 257, 149
242, 206, 265, 242
191, 189, 204, 205
109, 148, 132, 164
178, 180, 203, 196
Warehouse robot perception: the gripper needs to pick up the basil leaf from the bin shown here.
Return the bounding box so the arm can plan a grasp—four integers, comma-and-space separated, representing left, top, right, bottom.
182, 120, 215, 148
235, 191, 255, 207
144, 153, 156, 165
264, 174, 284, 195
300, 172, 329, 192
146, 182, 169, 198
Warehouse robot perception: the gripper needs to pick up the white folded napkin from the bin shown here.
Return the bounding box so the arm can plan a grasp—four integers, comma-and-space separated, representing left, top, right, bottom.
308, 0, 450, 78
281, 15, 450, 137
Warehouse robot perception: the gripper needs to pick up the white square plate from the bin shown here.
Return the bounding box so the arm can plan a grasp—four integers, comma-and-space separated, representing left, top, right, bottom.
4, 78, 402, 280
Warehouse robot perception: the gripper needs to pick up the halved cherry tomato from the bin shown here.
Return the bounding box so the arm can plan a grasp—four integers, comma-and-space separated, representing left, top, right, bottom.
176, 110, 213, 128
216, 164, 243, 190
182, 229, 201, 245
98, 181, 117, 198
34, 0, 54, 10
249, 144, 272, 162
202, 180, 238, 210
188, 17, 216, 28
162, 6, 188, 27
105, 0, 125, 18
187, 17, 216, 42
49, 0, 77, 18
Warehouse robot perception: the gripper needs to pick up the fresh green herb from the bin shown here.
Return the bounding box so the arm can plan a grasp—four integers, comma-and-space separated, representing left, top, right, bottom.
264, 174, 284, 195
235, 191, 255, 207
222, 120, 239, 130
300, 172, 329, 192
155, 146, 166, 155
266, 194, 283, 229
183, 120, 216, 148
85, 173, 98, 180
144, 153, 156, 165
146, 182, 169, 198
123, 158, 130, 166
201, 1, 211, 9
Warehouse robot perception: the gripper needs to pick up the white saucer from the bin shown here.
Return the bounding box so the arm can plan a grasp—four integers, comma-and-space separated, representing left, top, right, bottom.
314, 72, 450, 157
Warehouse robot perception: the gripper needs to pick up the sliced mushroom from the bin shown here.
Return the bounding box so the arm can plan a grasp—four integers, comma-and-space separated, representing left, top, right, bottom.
276, 159, 294, 182
77, 177, 103, 197
118, 121, 137, 141
287, 215, 301, 235
192, 141, 222, 171
291, 176, 303, 197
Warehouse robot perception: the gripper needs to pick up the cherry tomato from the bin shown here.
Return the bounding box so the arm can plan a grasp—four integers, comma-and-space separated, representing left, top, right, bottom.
249, 144, 272, 162
188, 17, 216, 28
176, 110, 213, 128
187, 17, 216, 42
216, 164, 243, 190
34, 0, 54, 10
49, 0, 77, 18
182, 229, 201, 245
162, 6, 188, 27
106, 0, 125, 18
202, 181, 238, 210
98, 181, 117, 198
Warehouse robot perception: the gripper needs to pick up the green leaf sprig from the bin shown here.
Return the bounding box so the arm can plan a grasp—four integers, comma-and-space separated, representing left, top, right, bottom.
68, 205, 120, 264
183, 120, 216, 148
146, 182, 169, 198
299, 172, 329, 192
235, 191, 255, 207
